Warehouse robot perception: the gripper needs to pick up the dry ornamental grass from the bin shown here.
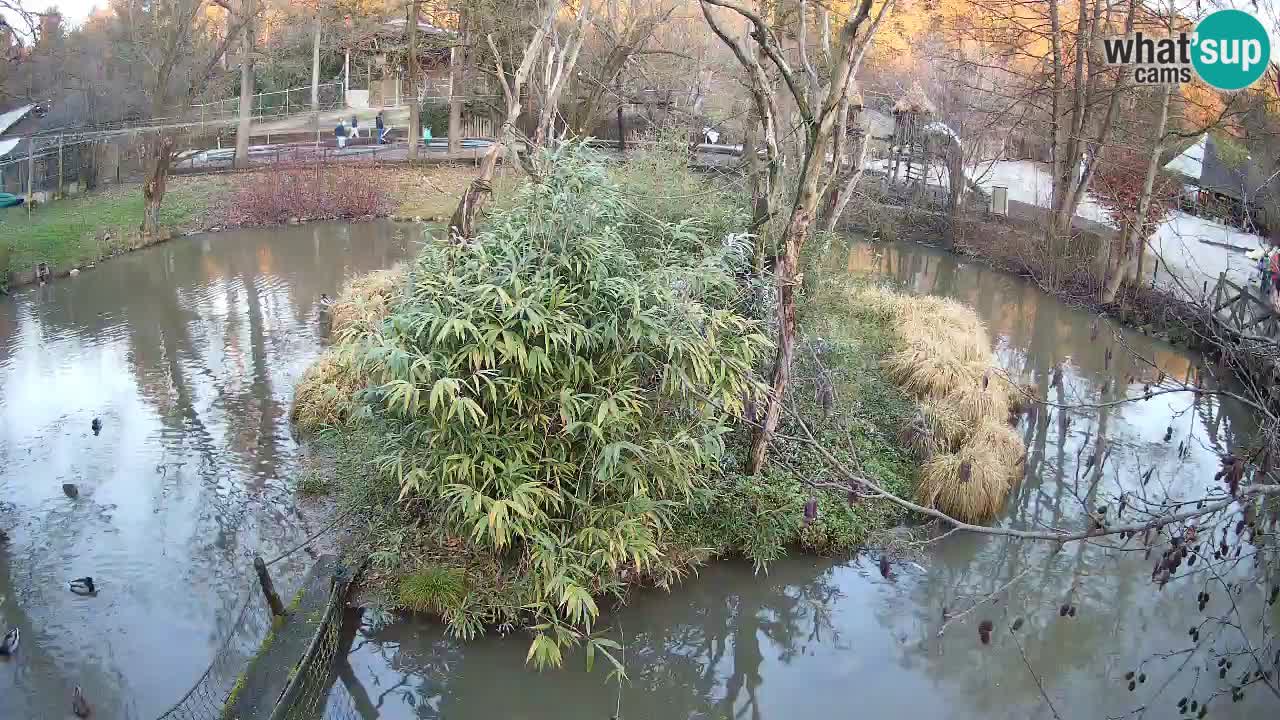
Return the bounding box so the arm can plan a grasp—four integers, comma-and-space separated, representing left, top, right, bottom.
854, 286, 1026, 521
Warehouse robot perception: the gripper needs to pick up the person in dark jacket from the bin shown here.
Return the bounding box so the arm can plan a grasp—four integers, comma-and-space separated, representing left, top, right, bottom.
376, 113, 387, 144
350, 114, 360, 139
335, 121, 347, 148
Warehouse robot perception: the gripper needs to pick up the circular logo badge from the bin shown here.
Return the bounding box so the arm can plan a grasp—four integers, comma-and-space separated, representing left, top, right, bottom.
1192, 9, 1270, 91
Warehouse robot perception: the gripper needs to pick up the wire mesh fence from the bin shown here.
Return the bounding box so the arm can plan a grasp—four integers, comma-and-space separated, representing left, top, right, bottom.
269, 563, 360, 720
152, 580, 277, 720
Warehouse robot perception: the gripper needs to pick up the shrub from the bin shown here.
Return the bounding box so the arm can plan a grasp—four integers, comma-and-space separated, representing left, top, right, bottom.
362, 147, 770, 664
226, 164, 389, 226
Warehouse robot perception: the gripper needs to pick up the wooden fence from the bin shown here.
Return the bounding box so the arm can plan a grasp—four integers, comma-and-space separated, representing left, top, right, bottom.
1210, 272, 1279, 338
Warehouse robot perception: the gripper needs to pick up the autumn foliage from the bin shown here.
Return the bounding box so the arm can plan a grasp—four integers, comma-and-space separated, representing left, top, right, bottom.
1092, 148, 1182, 238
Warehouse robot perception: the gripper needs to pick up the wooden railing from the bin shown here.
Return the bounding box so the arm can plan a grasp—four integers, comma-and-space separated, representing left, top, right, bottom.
1210, 272, 1279, 338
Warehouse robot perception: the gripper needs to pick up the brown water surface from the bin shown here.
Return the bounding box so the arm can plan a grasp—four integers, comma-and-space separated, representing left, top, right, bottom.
0, 220, 418, 719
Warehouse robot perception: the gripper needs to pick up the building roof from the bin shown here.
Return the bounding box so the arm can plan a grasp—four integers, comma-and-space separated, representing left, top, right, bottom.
1199, 134, 1275, 205
0, 104, 33, 135
1163, 132, 1276, 206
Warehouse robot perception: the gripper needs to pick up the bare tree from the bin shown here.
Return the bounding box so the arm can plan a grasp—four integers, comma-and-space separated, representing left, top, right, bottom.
699, 0, 892, 474
115, 0, 251, 235
446, 0, 559, 241
565, 0, 677, 138
407, 0, 421, 160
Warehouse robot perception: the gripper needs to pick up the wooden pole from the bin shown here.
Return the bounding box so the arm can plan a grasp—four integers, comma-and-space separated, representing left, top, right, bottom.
26, 137, 34, 220
616, 105, 625, 152
26, 137, 34, 200
254, 555, 287, 616
57, 135, 64, 197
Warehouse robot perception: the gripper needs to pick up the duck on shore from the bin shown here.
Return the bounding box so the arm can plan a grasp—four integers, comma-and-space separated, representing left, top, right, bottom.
69, 577, 96, 595
0, 627, 18, 656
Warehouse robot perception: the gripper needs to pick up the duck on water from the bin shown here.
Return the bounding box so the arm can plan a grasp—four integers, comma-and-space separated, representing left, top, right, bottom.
0, 628, 18, 656
69, 577, 96, 595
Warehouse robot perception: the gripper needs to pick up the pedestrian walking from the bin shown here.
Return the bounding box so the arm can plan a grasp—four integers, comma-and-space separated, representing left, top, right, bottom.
376, 113, 387, 144
335, 120, 347, 149
350, 115, 360, 139
1270, 249, 1280, 309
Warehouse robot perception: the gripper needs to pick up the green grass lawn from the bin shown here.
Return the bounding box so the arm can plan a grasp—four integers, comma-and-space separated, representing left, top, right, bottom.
0, 177, 230, 280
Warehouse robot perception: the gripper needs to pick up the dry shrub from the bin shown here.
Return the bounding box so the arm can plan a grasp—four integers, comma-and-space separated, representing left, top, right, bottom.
292, 348, 366, 432
968, 419, 1026, 473
1008, 381, 1040, 415
293, 264, 407, 432
330, 265, 406, 339
226, 163, 390, 226
919, 445, 1012, 522
857, 284, 1025, 521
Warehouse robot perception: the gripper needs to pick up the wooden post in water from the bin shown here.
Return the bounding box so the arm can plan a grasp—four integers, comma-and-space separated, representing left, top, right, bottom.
254, 555, 287, 616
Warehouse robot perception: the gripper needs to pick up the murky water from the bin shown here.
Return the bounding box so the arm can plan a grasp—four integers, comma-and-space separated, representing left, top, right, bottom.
0, 221, 419, 719
334, 239, 1277, 719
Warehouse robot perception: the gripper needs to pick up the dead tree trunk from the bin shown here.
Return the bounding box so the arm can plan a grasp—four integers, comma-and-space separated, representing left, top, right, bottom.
142, 134, 175, 236
448, 1, 559, 242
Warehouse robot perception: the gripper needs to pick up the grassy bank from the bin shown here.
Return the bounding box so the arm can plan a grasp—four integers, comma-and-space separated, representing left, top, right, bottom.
0, 176, 231, 278
0, 163, 486, 286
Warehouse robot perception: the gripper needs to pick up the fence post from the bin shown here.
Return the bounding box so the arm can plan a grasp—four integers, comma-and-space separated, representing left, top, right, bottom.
254, 555, 287, 616
26, 137, 35, 201
57, 135, 64, 198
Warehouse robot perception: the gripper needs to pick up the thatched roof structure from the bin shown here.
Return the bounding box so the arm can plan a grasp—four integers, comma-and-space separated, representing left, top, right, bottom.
893, 83, 935, 115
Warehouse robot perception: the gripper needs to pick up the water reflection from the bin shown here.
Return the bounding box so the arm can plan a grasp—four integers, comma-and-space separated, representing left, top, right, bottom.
337, 239, 1275, 719
0, 221, 418, 719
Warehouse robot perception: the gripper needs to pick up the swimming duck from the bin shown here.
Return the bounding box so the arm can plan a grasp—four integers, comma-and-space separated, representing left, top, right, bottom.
69, 577, 96, 595
72, 686, 92, 717
0, 627, 18, 656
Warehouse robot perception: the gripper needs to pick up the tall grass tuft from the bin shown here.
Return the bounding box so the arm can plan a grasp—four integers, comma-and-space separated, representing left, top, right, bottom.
291, 265, 407, 432
854, 285, 1025, 521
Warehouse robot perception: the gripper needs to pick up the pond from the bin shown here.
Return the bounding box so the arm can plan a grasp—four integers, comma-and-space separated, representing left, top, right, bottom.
330, 239, 1276, 720
0, 221, 420, 719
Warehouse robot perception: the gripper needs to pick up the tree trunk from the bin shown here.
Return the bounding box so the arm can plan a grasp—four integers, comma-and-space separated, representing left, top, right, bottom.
311, 5, 321, 141
447, 21, 465, 156
1102, 85, 1172, 304
749, 134, 831, 475
819, 131, 868, 234
407, 0, 421, 161
748, 210, 808, 475
234, 0, 255, 170
142, 134, 175, 237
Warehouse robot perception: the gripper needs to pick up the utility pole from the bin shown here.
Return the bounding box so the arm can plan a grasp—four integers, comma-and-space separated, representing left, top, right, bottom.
407, 0, 420, 160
